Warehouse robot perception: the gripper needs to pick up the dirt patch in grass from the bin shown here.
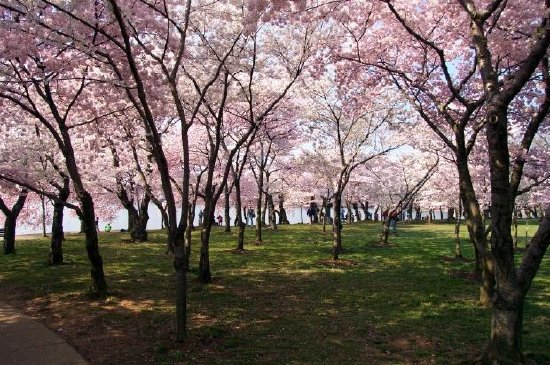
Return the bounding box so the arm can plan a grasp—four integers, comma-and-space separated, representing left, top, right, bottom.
367, 241, 399, 248
226, 248, 252, 255
449, 269, 479, 282
441, 255, 473, 263
315, 258, 360, 268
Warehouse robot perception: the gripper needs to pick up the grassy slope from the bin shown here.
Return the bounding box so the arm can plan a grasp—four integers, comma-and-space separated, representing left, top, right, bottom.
0, 220, 548, 364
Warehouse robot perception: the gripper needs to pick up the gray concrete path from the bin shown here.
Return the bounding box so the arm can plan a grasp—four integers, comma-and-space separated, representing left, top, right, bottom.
0, 301, 88, 365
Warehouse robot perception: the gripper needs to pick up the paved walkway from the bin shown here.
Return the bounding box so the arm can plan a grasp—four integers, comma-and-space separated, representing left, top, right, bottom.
0, 301, 88, 365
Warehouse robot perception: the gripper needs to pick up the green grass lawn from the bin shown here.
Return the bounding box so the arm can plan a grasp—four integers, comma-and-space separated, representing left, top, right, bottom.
0, 220, 548, 364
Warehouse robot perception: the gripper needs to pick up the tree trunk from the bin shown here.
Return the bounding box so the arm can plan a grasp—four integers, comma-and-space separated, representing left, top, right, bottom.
199, 223, 213, 283
173, 243, 187, 342
224, 185, 231, 233
184, 224, 192, 271
322, 196, 328, 233
49, 199, 65, 265
41, 195, 47, 238
267, 193, 277, 230
332, 194, 343, 260
278, 194, 290, 224
119, 188, 150, 242
79, 192, 108, 293
346, 199, 353, 224
447, 207, 455, 223
234, 181, 246, 250
457, 154, 494, 307
261, 192, 268, 226
353, 203, 361, 222
1, 189, 28, 255
360, 201, 369, 221
484, 106, 523, 361
255, 179, 263, 243
49, 181, 69, 265
379, 209, 390, 245
128, 210, 136, 233
513, 207, 518, 250
455, 200, 463, 259
198, 200, 214, 283
415, 205, 421, 221
3, 216, 17, 255
132, 201, 150, 242
373, 205, 380, 222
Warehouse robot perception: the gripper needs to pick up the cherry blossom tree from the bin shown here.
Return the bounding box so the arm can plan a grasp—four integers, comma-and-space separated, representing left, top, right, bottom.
246, 0, 550, 360
191, 19, 311, 282
249, 117, 298, 242
299, 78, 402, 259
0, 18, 108, 291
0, 115, 71, 262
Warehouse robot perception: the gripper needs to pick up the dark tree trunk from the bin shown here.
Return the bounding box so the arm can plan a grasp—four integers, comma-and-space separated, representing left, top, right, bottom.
150, 197, 167, 229
484, 106, 524, 362
118, 187, 150, 242
322, 196, 328, 233
49, 199, 65, 264
415, 205, 421, 221
380, 216, 390, 245
332, 194, 343, 260
455, 199, 463, 259
79, 192, 107, 293
184, 209, 192, 271
360, 201, 369, 221
266, 193, 277, 230
132, 212, 149, 242
224, 185, 231, 233
49, 179, 70, 265
234, 180, 246, 250
255, 179, 263, 243
345, 200, 353, 224
353, 203, 361, 222
133, 195, 151, 242
199, 223, 213, 283
278, 194, 290, 224
379, 206, 390, 245
513, 207, 518, 250
128, 210, 136, 233
373, 205, 380, 222
3, 216, 17, 255
261, 192, 268, 226
41, 195, 47, 238
198, 199, 215, 283
173, 243, 187, 342
447, 207, 455, 222
457, 153, 494, 307
1, 189, 28, 255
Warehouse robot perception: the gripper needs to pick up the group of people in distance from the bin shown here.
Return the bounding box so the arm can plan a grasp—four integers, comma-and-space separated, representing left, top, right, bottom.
95, 204, 399, 234
197, 207, 257, 227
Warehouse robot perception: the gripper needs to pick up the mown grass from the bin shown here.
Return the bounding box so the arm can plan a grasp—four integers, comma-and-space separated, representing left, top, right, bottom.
0, 220, 548, 364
